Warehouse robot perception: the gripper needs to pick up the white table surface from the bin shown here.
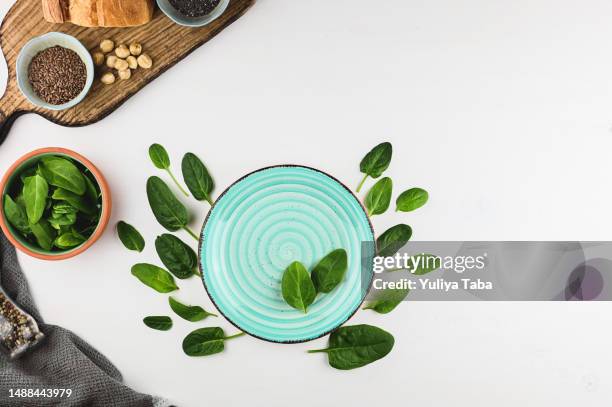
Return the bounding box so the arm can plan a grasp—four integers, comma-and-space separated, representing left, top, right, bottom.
2, 1, 612, 406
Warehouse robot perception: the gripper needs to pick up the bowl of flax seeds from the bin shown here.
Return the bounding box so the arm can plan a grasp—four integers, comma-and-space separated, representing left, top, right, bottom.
16, 32, 94, 111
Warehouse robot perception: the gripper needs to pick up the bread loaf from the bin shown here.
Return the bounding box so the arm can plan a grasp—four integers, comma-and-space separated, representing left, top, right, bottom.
42, 0, 154, 27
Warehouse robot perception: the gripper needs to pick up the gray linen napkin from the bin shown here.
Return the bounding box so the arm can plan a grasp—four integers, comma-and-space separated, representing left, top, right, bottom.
0, 231, 171, 406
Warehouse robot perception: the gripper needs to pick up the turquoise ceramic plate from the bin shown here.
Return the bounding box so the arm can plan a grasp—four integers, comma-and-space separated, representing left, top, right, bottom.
199, 165, 375, 343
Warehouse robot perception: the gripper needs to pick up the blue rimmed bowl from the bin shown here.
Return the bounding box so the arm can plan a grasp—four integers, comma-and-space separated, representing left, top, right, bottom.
157, 0, 229, 27
199, 165, 375, 343
16, 32, 94, 111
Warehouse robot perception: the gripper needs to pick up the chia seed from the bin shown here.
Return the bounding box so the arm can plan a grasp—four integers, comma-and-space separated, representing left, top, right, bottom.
28, 46, 87, 106
169, 0, 221, 18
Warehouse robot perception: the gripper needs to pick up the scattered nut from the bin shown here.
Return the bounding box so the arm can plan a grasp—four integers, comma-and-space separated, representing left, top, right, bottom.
137, 54, 153, 69
101, 72, 115, 85
126, 55, 138, 70
106, 55, 117, 68
95, 38, 150, 85
115, 44, 130, 59
118, 69, 132, 80
92, 52, 105, 66
115, 58, 129, 71
100, 39, 114, 53
129, 42, 142, 56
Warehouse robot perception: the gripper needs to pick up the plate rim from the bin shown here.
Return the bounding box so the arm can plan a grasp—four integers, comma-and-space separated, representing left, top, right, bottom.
198, 164, 375, 344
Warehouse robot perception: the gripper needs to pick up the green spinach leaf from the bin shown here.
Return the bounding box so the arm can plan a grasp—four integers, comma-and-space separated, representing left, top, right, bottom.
54, 230, 86, 249
15, 193, 26, 208
148, 143, 171, 169
377, 224, 412, 257
396, 188, 428, 212
155, 234, 198, 279
148, 144, 189, 197
311, 249, 348, 293
169, 297, 216, 322
52, 188, 95, 215
363, 288, 409, 314
357, 142, 392, 192
146, 177, 196, 239
23, 175, 48, 224
117, 221, 145, 252
83, 172, 100, 203
51, 202, 78, 214
3, 195, 30, 235
131, 263, 179, 293
143, 316, 173, 331
39, 157, 86, 195
181, 153, 214, 204
30, 219, 56, 251
364, 177, 392, 216
281, 261, 316, 313
182, 327, 244, 357
49, 208, 77, 230
308, 324, 395, 370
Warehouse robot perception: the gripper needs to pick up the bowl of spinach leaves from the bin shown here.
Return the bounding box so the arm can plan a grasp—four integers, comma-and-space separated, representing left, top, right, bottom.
0, 147, 111, 260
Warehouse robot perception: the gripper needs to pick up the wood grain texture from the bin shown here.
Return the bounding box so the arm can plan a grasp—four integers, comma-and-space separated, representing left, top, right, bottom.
0, 0, 255, 142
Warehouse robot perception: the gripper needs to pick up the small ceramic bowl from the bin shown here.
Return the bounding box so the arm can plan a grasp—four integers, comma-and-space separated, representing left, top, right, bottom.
157, 0, 229, 27
0, 148, 112, 261
16, 32, 94, 111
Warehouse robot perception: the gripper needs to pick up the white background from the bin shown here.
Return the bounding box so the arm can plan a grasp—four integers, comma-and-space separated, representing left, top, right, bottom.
1, 0, 612, 406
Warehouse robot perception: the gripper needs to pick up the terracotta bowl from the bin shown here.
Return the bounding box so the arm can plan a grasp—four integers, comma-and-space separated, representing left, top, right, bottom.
0, 147, 111, 260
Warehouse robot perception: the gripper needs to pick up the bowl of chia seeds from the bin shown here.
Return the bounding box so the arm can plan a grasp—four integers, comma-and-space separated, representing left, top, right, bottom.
16, 32, 94, 111
157, 0, 229, 28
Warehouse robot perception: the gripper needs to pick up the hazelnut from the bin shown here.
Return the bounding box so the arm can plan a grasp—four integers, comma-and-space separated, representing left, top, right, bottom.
100, 39, 114, 53
126, 55, 138, 70
101, 72, 115, 85
129, 42, 142, 56
137, 54, 153, 69
92, 52, 105, 66
118, 69, 131, 80
106, 55, 117, 68
115, 44, 130, 59
115, 58, 129, 71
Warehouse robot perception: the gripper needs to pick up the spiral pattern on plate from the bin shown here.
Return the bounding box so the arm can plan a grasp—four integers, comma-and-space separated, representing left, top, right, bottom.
199, 166, 375, 343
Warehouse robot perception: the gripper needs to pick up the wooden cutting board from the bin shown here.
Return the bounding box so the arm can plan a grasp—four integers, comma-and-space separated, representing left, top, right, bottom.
0, 0, 255, 143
